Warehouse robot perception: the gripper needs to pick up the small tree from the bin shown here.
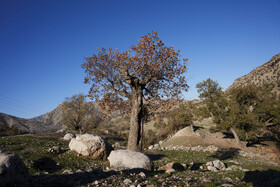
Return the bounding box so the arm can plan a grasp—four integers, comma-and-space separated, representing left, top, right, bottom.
62, 94, 101, 134
176, 102, 194, 133
82, 31, 189, 151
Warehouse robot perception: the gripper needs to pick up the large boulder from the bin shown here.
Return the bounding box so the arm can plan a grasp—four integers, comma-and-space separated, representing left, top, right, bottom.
69, 134, 113, 160
0, 148, 29, 186
107, 150, 153, 171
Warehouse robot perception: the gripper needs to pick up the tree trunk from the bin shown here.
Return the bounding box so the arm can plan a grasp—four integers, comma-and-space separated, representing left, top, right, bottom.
230, 127, 241, 147
190, 124, 194, 134
127, 88, 143, 152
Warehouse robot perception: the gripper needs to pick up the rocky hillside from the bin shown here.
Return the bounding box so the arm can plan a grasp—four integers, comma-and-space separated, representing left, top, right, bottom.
32, 104, 65, 131
228, 53, 280, 91
0, 102, 104, 134
0, 113, 50, 134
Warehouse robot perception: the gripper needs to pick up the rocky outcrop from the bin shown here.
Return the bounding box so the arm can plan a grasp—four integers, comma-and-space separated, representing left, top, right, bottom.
0, 113, 49, 134
0, 148, 29, 186
108, 150, 153, 171
69, 134, 113, 160
228, 53, 280, 91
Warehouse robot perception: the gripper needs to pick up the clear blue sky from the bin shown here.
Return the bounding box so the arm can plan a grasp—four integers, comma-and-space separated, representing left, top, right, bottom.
0, 0, 280, 118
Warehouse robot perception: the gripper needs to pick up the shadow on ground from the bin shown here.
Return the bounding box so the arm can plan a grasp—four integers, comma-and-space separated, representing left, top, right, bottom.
243, 169, 280, 186
33, 157, 62, 174
210, 148, 240, 160
146, 153, 165, 161
22, 168, 151, 187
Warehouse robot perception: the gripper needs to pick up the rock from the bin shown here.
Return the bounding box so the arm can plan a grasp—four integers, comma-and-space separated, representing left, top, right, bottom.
124, 178, 132, 185
221, 184, 234, 187
63, 133, 75, 141
207, 165, 218, 171
148, 145, 154, 150
205, 145, 219, 153
49, 146, 62, 153
62, 169, 73, 174
227, 165, 243, 171
213, 160, 226, 170
69, 134, 113, 160
158, 162, 184, 171
224, 177, 233, 183
107, 150, 153, 171
139, 172, 146, 178
206, 161, 214, 166
165, 168, 176, 174
202, 177, 211, 183
153, 144, 160, 149
0, 148, 29, 186
113, 142, 121, 149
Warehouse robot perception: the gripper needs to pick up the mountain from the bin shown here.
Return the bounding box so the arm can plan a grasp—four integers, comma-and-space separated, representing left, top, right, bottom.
0, 113, 50, 134
32, 104, 65, 131
228, 53, 280, 91
31, 102, 105, 132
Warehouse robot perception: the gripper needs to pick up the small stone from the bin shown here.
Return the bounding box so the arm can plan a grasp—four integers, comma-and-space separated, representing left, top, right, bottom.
124, 179, 132, 185
94, 180, 99, 185
165, 168, 176, 174
62, 169, 73, 174
224, 177, 233, 183
202, 177, 211, 182
154, 144, 160, 149
148, 145, 154, 150
139, 172, 146, 178
221, 184, 234, 187
212, 160, 226, 170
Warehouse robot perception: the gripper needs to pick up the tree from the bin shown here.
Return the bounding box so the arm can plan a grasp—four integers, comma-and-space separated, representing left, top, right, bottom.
82, 31, 189, 151
196, 78, 225, 120
176, 102, 194, 133
62, 94, 102, 134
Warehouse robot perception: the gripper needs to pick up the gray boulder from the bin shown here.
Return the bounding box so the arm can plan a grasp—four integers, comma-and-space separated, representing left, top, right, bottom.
107, 150, 153, 171
69, 134, 113, 160
0, 148, 29, 186
213, 160, 226, 170
63, 133, 76, 141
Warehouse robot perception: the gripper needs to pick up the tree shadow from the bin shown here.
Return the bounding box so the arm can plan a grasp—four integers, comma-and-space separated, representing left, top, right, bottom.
243, 169, 280, 187
190, 163, 203, 170
33, 157, 61, 174
26, 168, 154, 187
209, 148, 240, 161
146, 153, 165, 161
193, 125, 204, 131
222, 132, 234, 139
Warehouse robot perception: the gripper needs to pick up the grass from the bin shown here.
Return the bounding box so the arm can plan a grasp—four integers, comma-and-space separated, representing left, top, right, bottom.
0, 135, 109, 175
0, 135, 279, 186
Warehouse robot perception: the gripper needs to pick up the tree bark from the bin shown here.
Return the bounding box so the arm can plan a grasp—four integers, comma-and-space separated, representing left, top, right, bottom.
230, 127, 241, 147
127, 87, 143, 152
190, 124, 194, 134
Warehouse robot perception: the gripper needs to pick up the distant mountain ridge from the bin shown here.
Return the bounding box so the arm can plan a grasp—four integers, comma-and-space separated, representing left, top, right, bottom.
228, 53, 280, 91
0, 112, 50, 134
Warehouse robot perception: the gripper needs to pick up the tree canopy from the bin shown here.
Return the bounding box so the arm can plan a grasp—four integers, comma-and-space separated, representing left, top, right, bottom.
82, 31, 189, 151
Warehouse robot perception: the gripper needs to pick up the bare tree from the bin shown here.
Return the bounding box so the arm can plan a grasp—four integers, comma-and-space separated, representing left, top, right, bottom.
82, 31, 189, 151
62, 94, 101, 134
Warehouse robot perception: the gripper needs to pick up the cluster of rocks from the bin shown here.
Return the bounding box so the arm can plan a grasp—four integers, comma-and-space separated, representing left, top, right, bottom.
148, 144, 219, 153
205, 160, 249, 172
65, 133, 154, 171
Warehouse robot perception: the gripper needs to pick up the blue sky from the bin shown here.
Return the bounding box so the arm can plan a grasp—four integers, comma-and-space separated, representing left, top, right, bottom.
0, 0, 280, 118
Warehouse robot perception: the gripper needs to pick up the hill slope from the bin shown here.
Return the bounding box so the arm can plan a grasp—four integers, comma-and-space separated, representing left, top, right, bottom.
228, 53, 280, 91
0, 113, 50, 134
